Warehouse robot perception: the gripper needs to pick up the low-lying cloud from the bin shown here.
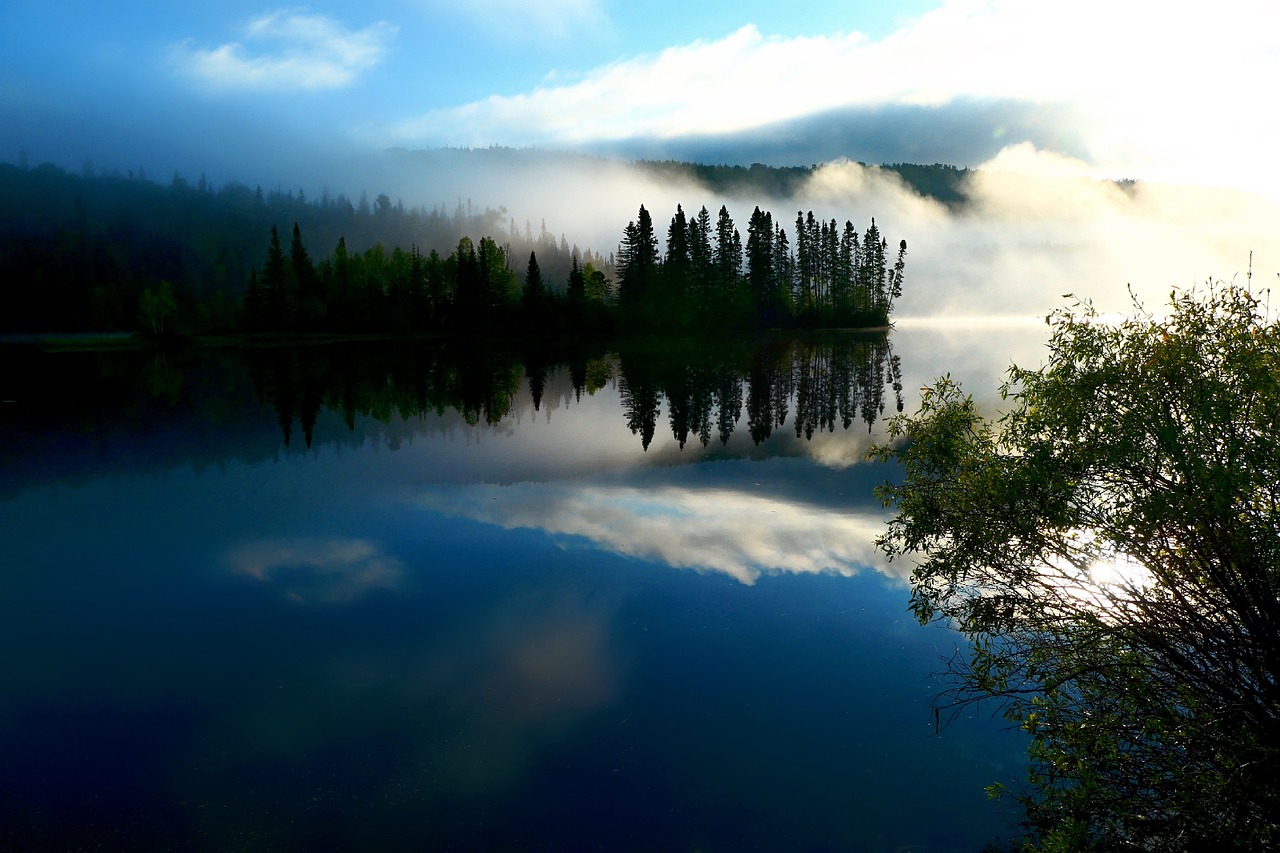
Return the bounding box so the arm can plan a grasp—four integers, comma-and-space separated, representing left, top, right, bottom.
372, 143, 1280, 322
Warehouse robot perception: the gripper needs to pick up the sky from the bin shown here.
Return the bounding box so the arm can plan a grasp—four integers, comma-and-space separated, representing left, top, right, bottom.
4, 0, 1277, 190
4, 0, 1280, 314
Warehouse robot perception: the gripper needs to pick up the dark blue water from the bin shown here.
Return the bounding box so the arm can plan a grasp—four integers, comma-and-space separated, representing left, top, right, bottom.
0, 327, 1044, 851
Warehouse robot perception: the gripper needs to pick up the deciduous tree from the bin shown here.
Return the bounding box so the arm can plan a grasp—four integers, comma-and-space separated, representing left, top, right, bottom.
874, 284, 1280, 850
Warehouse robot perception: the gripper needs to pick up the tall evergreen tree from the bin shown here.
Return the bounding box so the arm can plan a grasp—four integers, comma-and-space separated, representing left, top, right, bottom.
262, 224, 294, 330
290, 222, 322, 330
618, 204, 659, 324
713, 205, 742, 314
837, 220, 858, 318
689, 205, 714, 316
773, 223, 793, 320
746, 207, 776, 325
452, 236, 481, 324
663, 204, 692, 319
565, 251, 586, 326
795, 211, 813, 312
522, 250, 545, 322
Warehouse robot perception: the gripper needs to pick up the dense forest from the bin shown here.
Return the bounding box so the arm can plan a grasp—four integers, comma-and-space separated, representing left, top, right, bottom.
237, 203, 903, 335
0, 153, 917, 336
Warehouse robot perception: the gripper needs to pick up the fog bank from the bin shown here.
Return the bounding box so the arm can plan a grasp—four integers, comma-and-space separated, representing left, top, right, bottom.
365, 143, 1279, 318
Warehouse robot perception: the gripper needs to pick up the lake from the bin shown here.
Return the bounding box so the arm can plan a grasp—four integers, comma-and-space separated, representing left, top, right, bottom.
0, 320, 1050, 851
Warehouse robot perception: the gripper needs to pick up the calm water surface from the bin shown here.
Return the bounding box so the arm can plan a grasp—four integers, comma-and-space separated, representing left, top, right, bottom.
1, 323, 1047, 851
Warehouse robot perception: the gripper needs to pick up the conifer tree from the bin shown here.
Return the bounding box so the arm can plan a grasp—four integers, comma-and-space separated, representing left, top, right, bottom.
618, 205, 659, 323
713, 205, 742, 311
689, 205, 714, 315
262, 224, 294, 330
566, 251, 586, 326
795, 211, 813, 312
290, 222, 322, 330
522, 250, 545, 321
746, 207, 776, 325
664, 203, 691, 302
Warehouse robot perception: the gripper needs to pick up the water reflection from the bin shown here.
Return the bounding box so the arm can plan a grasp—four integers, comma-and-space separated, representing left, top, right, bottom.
0, 328, 1034, 851
245, 333, 902, 452
417, 479, 899, 585
228, 536, 405, 603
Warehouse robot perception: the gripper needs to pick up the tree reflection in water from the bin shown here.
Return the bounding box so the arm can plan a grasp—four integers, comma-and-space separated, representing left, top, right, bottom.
246, 333, 903, 451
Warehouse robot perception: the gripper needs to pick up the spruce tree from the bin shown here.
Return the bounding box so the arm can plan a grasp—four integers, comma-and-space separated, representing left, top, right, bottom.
713, 205, 741, 315
262, 224, 293, 331
689, 205, 714, 316
746, 207, 775, 325
618, 205, 659, 323
566, 251, 586, 326
290, 222, 322, 330
522, 250, 545, 323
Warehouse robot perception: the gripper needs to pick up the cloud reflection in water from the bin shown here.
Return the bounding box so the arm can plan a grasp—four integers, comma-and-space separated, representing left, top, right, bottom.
227, 536, 404, 603
418, 481, 899, 585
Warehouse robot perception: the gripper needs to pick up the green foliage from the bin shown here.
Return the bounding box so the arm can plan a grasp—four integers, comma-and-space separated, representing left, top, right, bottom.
137, 280, 178, 335
617, 202, 903, 332
0, 159, 905, 337
873, 284, 1280, 850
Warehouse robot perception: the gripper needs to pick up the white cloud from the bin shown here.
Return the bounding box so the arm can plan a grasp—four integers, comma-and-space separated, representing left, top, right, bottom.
389, 0, 1280, 195
391, 25, 860, 146
172, 10, 397, 92
793, 149, 1280, 319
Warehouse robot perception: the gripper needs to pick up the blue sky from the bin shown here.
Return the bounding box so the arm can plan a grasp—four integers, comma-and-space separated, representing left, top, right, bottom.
3, 0, 1278, 200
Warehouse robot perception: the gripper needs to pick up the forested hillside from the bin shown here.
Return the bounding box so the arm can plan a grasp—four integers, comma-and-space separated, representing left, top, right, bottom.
0, 153, 927, 335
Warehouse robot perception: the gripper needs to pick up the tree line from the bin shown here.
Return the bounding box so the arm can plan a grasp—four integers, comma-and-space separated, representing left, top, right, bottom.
615, 203, 905, 329
242, 202, 904, 335
245, 333, 901, 451
0, 160, 596, 335
0, 159, 906, 336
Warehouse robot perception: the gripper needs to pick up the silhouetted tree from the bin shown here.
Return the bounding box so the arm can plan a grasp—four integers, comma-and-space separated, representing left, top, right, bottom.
262, 224, 295, 330
618, 205, 659, 326
565, 251, 586, 327
522, 250, 546, 326
290, 222, 324, 330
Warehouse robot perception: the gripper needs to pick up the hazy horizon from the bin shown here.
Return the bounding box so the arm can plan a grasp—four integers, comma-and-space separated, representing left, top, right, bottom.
5, 0, 1279, 318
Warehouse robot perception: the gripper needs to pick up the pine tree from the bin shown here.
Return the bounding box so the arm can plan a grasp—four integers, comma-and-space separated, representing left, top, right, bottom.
713, 205, 741, 314
746, 207, 776, 325
566, 251, 586, 326
522, 250, 545, 322
773, 223, 793, 320
664, 204, 691, 311
618, 205, 659, 323
795, 211, 812, 312
290, 222, 322, 330
689, 205, 714, 315
262, 224, 294, 331
837, 220, 858, 319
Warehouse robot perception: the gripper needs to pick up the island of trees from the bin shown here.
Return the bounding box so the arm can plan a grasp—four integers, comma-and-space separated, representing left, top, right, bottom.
0, 157, 907, 338
241, 203, 904, 336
